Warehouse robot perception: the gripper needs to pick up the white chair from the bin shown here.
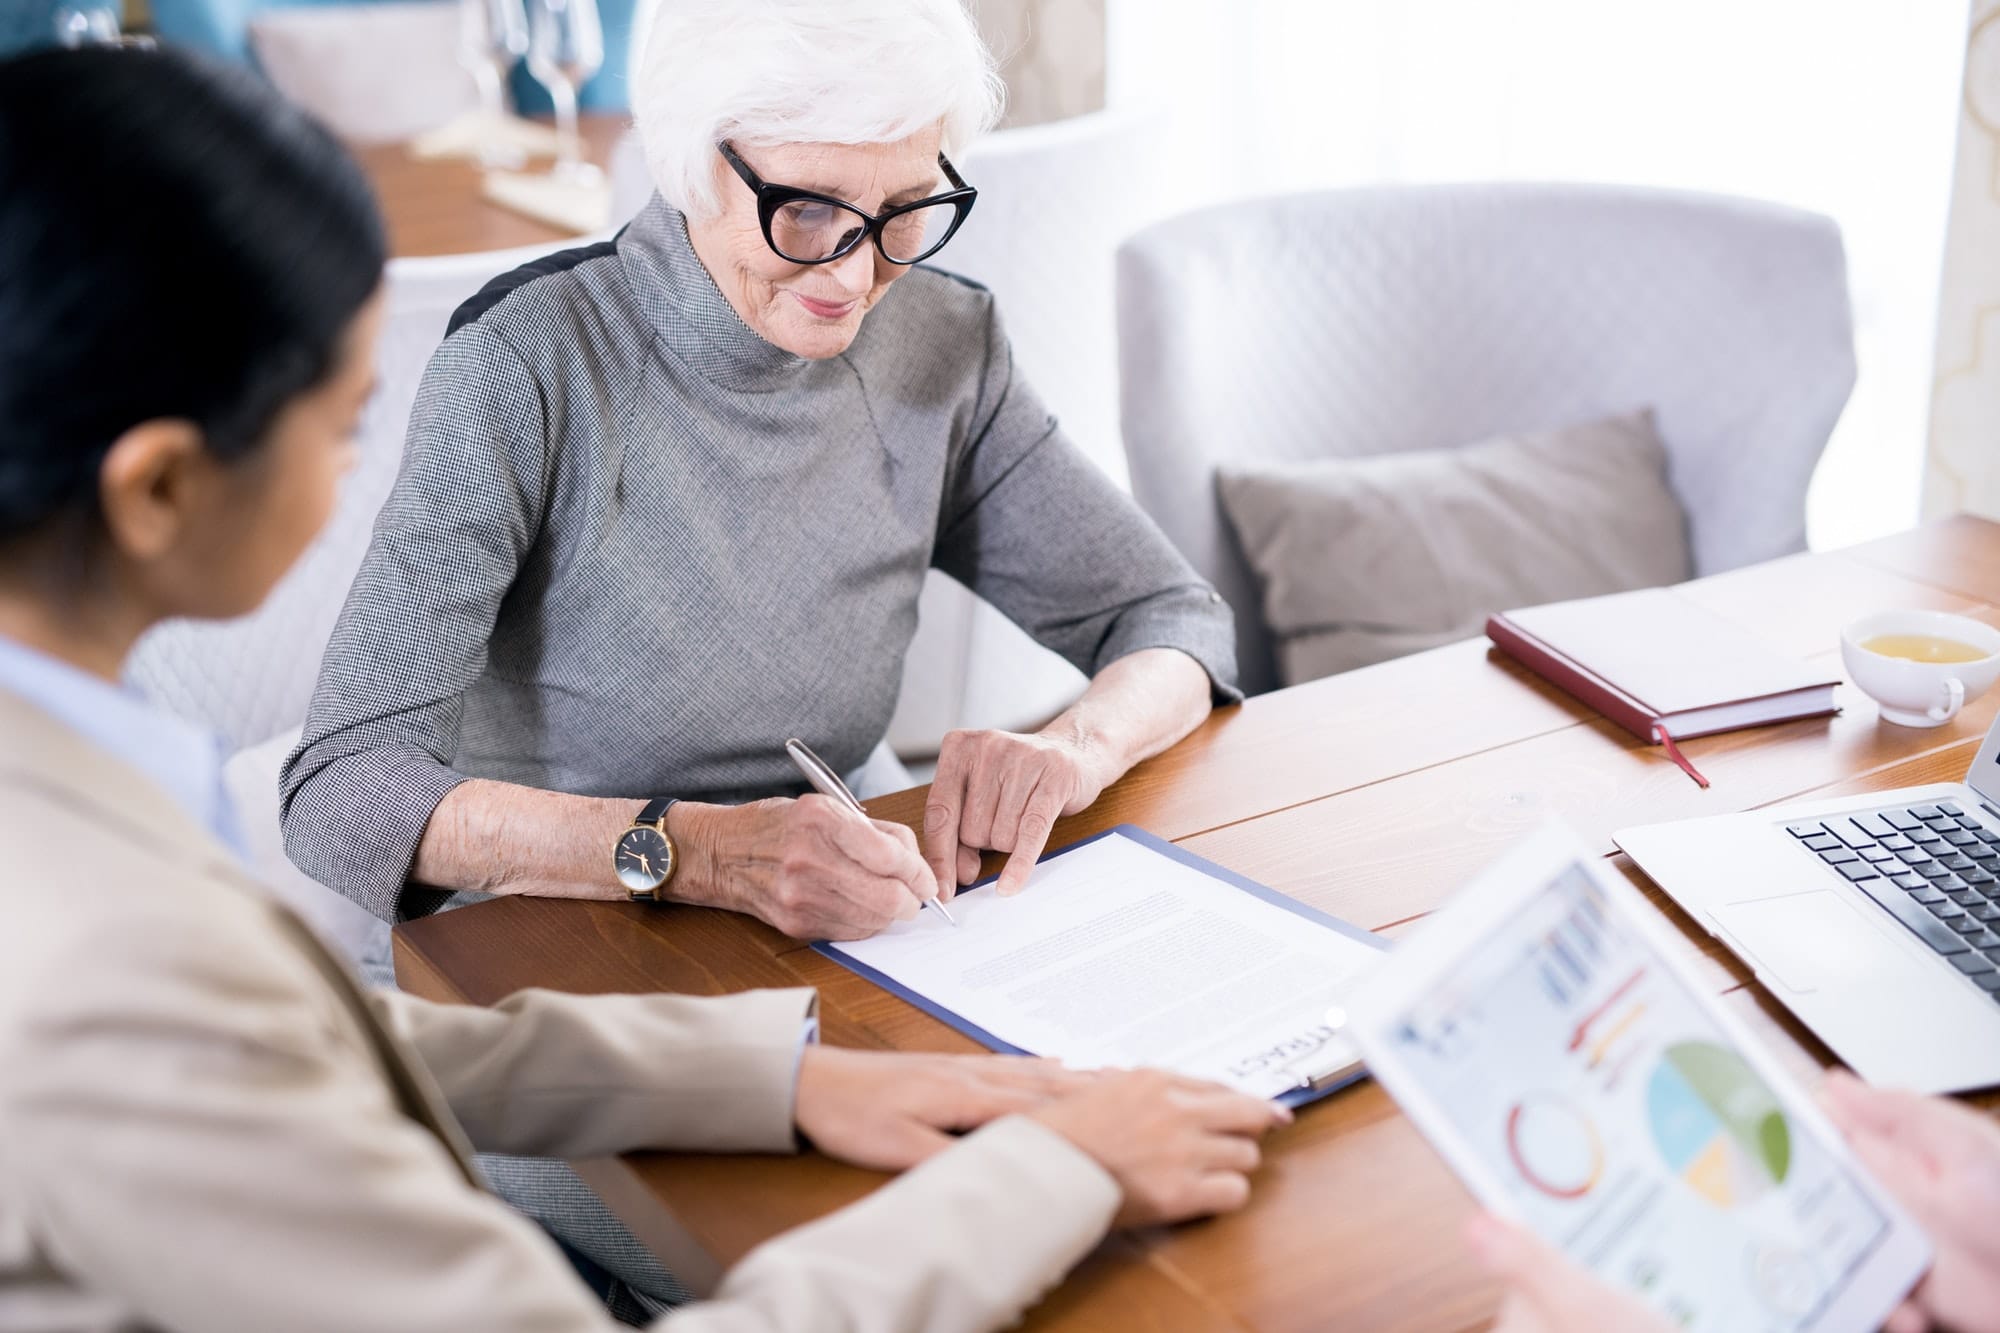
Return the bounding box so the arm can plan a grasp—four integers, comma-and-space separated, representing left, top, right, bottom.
249, 2, 476, 144
884, 107, 1182, 759
128, 238, 594, 753
126, 238, 589, 956
607, 126, 655, 227
1117, 183, 1858, 696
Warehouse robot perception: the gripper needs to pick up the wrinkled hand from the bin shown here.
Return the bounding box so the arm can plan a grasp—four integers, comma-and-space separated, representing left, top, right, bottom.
705, 795, 934, 941
1467, 1215, 1676, 1333
924, 728, 1112, 899
1821, 1070, 2000, 1333
794, 1047, 1094, 1172
1029, 1069, 1289, 1227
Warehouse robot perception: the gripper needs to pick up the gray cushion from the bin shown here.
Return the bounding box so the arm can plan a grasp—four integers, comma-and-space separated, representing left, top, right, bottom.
1217, 409, 1693, 685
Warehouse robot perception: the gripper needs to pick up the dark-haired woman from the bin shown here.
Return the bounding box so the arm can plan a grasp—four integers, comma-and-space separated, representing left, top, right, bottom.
0, 44, 1283, 1333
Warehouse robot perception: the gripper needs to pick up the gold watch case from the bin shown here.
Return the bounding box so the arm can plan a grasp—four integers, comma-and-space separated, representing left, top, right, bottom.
614, 819, 676, 901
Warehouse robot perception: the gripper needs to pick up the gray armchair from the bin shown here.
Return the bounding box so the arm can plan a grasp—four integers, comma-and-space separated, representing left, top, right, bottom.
1117, 183, 1857, 695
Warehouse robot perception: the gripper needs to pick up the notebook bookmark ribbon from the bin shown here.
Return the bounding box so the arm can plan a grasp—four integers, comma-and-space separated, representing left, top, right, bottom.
1654, 724, 1710, 789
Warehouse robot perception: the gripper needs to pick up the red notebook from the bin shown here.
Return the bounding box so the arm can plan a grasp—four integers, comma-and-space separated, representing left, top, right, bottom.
1486, 587, 1840, 788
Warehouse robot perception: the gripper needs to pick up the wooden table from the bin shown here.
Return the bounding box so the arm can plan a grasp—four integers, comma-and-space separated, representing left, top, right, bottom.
396, 515, 2000, 1331
351, 115, 629, 258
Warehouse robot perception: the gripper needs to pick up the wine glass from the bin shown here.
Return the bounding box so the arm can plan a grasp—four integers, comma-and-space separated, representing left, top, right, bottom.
458, 0, 530, 167
54, 2, 122, 46
523, 0, 604, 180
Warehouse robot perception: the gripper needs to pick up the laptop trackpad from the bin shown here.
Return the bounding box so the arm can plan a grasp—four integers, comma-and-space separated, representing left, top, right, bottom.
1713, 891, 1914, 994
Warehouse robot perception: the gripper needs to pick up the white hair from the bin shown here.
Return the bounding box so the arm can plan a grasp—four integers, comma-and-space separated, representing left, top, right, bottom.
629, 0, 1006, 220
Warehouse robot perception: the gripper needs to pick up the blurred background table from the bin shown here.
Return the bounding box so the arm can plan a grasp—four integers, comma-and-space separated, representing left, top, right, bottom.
396, 515, 2000, 1331
351, 114, 628, 258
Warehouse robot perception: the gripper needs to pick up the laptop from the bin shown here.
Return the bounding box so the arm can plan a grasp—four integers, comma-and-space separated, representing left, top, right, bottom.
1614, 711, 2000, 1094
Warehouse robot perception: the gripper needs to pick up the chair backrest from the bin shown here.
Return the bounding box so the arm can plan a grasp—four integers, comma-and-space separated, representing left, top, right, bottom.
937, 105, 1179, 483
125, 237, 591, 750
883, 107, 1176, 758
607, 126, 654, 226
248, 1, 473, 143
1117, 182, 1856, 696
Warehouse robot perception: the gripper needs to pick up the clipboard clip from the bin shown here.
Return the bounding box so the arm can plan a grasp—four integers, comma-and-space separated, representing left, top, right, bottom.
1260, 1005, 1363, 1093
1282, 1049, 1363, 1093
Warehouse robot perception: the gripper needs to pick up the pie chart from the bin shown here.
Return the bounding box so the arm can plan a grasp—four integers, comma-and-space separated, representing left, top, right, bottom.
1645, 1041, 1791, 1209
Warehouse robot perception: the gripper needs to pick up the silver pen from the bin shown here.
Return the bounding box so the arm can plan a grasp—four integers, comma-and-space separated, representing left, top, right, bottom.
784, 737, 958, 926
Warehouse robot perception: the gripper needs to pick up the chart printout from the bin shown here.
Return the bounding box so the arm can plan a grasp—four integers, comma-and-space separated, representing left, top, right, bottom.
1388, 866, 1889, 1331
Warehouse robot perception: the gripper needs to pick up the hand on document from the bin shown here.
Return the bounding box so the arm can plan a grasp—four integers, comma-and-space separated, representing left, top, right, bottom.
1031, 1069, 1291, 1227
924, 727, 1111, 900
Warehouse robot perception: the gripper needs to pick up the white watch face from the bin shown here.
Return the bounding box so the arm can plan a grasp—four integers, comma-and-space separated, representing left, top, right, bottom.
615, 825, 673, 893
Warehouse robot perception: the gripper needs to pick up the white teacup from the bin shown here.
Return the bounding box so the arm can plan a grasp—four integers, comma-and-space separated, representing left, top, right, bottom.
1841, 610, 2000, 728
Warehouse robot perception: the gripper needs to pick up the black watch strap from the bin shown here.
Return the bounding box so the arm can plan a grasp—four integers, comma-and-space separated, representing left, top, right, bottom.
635, 797, 678, 830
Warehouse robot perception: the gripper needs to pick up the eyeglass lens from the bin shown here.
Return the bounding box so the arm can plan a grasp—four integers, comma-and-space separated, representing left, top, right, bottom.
769, 198, 958, 264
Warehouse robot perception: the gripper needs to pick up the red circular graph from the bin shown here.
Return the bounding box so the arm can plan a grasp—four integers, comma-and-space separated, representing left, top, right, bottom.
1505, 1096, 1605, 1200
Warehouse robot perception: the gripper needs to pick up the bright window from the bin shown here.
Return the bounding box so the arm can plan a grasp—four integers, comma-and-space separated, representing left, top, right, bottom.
1109, 0, 1969, 548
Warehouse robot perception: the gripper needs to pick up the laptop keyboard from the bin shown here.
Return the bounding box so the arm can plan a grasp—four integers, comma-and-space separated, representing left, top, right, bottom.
1787, 800, 2000, 999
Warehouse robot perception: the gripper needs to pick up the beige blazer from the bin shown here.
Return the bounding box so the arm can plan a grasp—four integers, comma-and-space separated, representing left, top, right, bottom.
0, 688, 1118, 1332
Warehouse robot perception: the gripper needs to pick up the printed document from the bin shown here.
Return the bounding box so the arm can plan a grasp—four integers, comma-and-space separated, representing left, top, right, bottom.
824, 829, 1385, 1098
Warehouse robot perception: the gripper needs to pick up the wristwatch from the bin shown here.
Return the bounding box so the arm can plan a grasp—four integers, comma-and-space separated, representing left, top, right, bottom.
614, 797, 680, 901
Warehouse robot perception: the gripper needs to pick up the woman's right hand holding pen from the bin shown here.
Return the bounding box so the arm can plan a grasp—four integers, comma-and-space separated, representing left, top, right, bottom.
676, 795, 936, 940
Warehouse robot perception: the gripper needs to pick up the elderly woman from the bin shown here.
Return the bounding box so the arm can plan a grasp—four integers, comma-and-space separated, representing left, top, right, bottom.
280, 0, 1238, 939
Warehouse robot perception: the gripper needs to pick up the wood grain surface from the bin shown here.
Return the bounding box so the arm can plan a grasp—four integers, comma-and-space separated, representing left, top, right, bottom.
353, 115, 628, 258
396, 519, 2000, 1330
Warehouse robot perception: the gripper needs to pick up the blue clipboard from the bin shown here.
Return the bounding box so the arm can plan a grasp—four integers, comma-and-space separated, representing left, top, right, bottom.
812, 823, 1389, 1108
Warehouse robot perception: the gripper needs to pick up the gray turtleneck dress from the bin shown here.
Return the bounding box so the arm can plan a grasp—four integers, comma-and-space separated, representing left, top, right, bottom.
280, 196, 1240, 924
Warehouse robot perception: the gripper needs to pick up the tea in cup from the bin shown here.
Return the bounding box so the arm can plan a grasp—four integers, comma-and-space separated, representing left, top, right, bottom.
1840, 610, 2000, 728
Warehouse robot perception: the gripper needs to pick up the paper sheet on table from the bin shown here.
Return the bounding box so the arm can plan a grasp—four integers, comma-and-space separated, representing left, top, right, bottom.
481, 168, 612, 235
820, 827, 1389, 1100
